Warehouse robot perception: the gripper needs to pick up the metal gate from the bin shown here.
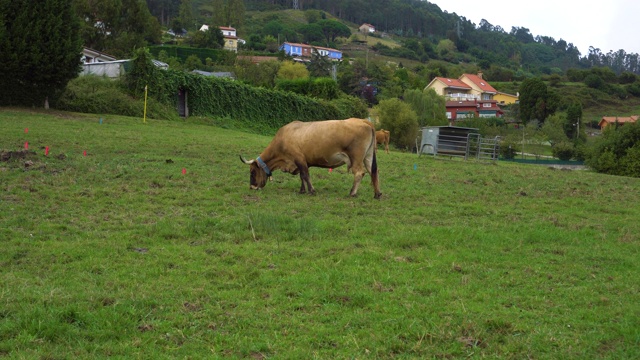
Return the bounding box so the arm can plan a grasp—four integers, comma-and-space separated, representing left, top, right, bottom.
466, 134, 500, 161
418, 127, 500, 162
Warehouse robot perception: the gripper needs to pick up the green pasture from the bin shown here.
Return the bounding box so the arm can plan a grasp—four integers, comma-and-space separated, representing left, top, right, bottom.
1, 108, 638, 359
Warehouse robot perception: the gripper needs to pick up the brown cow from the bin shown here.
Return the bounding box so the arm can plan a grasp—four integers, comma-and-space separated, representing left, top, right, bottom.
240, 118, 382, 198
376, 129, 390, 153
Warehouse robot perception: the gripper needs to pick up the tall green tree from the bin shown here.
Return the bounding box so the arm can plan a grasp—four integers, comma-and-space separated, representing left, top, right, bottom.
307, 52, 332, 78
227, 0, 245, 27
316, 19, 350, 45
403, 88, 448, 127
565, 102, 584, 142
0, 0, 82, 108
178, 0, 194, 31
518, 77, 557, 124
74, 0, 161, 58
376, 98, 419, 150
210, 0, 225, 26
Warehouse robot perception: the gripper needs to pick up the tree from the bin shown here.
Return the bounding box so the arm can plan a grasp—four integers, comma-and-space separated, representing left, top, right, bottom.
307, 52, 332, 78
586, 121, 640, 177
316, 19, 351, 44
178, 0, 194, 31
541, 113, 571, 147
227, 0, 245, 27
277, 61, 309, 80
376, 98, 419, 150
565, 103, 584, 142
210, 0, 225, 26
190, 27, 224, 48
74, 0, 161, 58
0, 0, 82, 108
518, 77, 557, 124
436, 39, 457, 61
403, 88, 448, 127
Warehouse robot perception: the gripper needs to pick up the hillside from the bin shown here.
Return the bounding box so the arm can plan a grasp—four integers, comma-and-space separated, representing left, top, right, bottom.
237, 9, 640, 124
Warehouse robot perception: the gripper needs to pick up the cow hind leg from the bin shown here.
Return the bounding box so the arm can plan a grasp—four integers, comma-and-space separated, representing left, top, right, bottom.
349, 170, 365, 197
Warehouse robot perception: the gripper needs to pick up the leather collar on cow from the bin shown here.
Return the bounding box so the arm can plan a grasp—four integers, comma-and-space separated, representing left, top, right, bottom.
256, 156, 272, 177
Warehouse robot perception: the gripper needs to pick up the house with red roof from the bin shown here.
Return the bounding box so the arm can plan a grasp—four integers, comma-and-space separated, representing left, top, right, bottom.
425, 73, 504, 122
359, 23, 376, 33
598, 115, 638, 130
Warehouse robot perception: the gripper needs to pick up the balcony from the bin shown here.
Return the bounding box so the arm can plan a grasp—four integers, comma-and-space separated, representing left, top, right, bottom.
445, 93, 479, 101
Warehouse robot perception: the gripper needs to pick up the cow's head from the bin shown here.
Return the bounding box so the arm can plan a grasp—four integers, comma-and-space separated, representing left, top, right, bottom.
240, 155, 271, 190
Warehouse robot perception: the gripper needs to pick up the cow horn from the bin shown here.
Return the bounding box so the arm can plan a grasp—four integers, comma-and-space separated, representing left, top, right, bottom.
239, 155, 255, 165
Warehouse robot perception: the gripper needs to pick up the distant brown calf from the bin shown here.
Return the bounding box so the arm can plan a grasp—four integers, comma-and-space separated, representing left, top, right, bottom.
375, 129, 390, 153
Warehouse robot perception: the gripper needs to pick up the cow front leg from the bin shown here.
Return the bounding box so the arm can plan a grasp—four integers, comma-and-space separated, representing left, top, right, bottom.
296, 163, 315, 194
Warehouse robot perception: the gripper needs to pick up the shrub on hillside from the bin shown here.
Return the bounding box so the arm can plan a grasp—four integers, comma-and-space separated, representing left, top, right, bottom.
499, 138, 519, 159
552, 142, 575, 161
626, 83, 640, 97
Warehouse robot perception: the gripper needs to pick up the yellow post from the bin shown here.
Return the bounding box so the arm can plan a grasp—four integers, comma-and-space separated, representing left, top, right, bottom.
143, 85, 148, 123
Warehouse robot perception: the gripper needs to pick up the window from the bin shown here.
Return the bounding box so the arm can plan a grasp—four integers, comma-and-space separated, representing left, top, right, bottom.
483, 103, 492, 108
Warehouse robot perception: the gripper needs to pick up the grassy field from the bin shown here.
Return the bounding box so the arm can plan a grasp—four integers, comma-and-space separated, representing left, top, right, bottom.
1, 108, 639, 359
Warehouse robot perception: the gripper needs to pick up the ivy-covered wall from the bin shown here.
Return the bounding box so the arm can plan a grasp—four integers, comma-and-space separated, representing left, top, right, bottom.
128, 49, 367, 130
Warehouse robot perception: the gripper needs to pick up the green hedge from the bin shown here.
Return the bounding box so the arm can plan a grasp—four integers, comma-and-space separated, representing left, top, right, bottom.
275, 77, 341, 100
126, 49, 367, 130
148, 45, 234, 64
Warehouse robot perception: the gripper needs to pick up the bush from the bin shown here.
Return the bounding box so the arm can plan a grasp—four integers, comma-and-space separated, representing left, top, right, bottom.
56, 76, 178, 120
585, 121, 640, 177
330, 96, 368, 119
376, 98, 419, 150
552, 142, 575, 161
499, 138, 519, 159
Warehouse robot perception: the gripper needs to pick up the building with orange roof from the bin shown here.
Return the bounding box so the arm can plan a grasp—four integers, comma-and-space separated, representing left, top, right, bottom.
598, 115, 638, 130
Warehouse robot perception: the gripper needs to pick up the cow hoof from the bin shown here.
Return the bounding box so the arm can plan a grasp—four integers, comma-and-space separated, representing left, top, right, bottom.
374, 192, 382, 199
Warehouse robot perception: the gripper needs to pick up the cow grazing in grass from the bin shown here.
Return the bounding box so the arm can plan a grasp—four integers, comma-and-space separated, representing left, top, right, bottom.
240, 118, 382, 199
376, 129, 390, 153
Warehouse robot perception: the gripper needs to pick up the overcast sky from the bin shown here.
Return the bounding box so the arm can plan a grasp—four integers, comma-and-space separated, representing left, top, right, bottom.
427, 0, 640, 56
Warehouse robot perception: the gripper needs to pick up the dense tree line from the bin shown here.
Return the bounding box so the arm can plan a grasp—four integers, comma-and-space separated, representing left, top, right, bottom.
117, 0, 640, 75
241, 0, 640, 75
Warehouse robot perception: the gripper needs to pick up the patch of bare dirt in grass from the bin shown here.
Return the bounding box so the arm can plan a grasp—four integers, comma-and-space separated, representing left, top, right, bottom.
183, 302, 202, 312
138, 324, 154, 332
1, 149, 36, 163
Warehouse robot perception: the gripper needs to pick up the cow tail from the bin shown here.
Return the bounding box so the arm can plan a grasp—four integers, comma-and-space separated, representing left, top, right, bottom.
370, 127, 378, 176
372, 146, 378, 176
